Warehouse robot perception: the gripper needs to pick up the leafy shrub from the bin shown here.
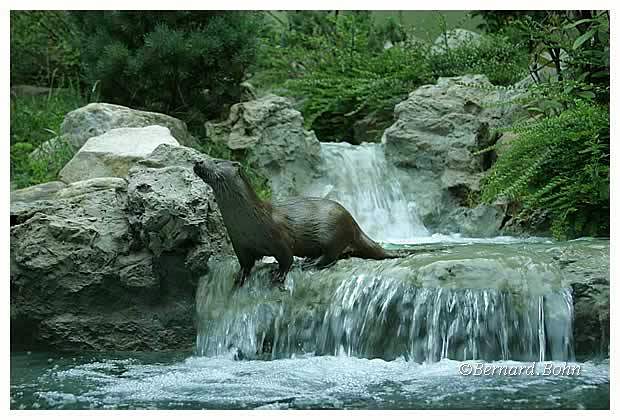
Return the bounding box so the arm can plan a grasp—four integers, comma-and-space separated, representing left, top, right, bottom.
10, 11, 82, 87
428, 34, 528, 85
72, 11, 263, 125
255, 13, 432, 141
481, 102, 609, 239
471, 11, 609, 102
10, 87, 85, 189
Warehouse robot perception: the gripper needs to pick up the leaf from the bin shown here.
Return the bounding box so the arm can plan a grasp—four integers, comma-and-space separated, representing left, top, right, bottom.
573, 28, 596, 50
576, 91, 596, 100
563, 18, 594, 29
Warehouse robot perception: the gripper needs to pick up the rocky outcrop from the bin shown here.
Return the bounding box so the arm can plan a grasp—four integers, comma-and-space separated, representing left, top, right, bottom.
204, 94, 322, 198
59, 125, 180, 183
431, 29, 481, 54
10, 181, 67, 204
10, 145, 231, 352
382, 75, 526, 235
61, 102, 195, 148
127, 146, 231, 273
31, 102, 197, 159
196, 239, 609, 361
554, 239, 610, 359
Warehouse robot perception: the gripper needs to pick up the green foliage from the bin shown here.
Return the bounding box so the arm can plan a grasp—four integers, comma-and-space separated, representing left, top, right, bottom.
255, 12, 532, 140
517, 79, 608, 117
428, 34, 529, 85
255, 12, 432, 141
481, 102, 609, 239
473, 11, 609, 101
10, 88, 85, 189
72, 11, 263, 125
10, 11, 82, 87
473, 11, 610, 238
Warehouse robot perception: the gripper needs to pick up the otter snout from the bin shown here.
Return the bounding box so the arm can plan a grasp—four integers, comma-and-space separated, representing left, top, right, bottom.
193, 160, 214, 184
194, 158, 241, 188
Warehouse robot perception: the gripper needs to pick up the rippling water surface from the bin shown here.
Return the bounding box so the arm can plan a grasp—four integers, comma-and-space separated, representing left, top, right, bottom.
11, 352, 609, 410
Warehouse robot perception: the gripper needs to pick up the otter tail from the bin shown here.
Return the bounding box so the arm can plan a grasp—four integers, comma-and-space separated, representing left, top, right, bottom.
351, 229, 446, 260
350, 231, 398, 260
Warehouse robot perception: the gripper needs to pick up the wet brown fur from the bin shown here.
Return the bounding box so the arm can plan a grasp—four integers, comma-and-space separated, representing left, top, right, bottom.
194, 158, 392, 286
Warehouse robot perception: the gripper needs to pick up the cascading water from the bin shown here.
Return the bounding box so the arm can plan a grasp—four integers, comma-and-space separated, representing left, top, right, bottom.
196, 244, 575, 363
11, 139, 608, 409
302, 142, 429, 242
196, 142, 576, 364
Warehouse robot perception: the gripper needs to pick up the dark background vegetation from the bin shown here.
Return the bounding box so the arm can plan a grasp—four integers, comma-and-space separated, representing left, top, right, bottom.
10, 10, 609, 239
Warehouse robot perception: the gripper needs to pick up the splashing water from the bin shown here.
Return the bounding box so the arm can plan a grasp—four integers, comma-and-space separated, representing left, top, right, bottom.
302, 142, 429, 241
10, 353, 609, 409
196, 243, 575, 363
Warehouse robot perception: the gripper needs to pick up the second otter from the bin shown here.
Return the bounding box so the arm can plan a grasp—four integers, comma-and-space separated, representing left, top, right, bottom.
194, 158, 395, 287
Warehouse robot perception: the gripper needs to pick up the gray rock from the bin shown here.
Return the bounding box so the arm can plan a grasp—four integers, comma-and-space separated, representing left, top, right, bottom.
205, 94, 322, 198
59, 125, 179, 183
239, 81, 257, 102
431, 29, 482, 54
11, 85, 61, 98
553, 239, 610, 358
11, 143, 232, 352
60, 102, 195, 148
382, 75, 526, 234
137, 142, 206, 169
10, 179, 142, 350
56, 177, 128, 199
10, 181, 67, 204
31, 102, 197, 159
126, 163, 231, 261
493, 130, 519, 160
439, 204, 506, 237
514, 50, 569, 88
28, 136, 76, 161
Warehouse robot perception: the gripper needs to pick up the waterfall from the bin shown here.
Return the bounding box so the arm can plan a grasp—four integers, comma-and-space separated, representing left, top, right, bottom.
196, 246, 575, 363
302, 142, 429, 242
195, 142, 577, 365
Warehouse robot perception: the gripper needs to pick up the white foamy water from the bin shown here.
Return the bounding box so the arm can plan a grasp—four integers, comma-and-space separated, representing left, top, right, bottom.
303, 142, 429, 242
195, 243, 576, 363
13, 353, 608, 409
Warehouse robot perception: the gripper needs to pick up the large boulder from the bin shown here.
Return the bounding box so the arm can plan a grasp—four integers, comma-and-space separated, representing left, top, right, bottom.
431, 29, 482, 54
10, 145, 232, 352
205, 94, 321, 198
58, 125, 179, 183
382, 75, 525, 234
383, 75, 522, 172
127, 145, 231, 273
31, 102, 197, 159
60, 102, 195, 148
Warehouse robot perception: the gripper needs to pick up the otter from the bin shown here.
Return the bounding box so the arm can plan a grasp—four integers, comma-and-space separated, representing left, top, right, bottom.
193, 158, 397, 287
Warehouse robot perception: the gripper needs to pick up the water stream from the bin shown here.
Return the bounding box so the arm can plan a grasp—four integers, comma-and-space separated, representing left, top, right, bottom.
303, 142, 429, 241
10, 142, 609, 409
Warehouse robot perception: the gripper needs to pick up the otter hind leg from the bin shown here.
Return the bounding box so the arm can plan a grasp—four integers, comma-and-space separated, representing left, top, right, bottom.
314, 241, 348, 268
313, 219, 354, 268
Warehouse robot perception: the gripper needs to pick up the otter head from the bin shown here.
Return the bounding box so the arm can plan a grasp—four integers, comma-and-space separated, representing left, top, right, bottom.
193, 158, 248, 196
